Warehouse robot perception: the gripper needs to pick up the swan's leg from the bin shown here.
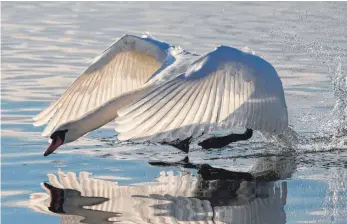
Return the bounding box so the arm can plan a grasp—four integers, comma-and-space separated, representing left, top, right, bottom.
198, 128, 253, 149
160, 137, 192, 153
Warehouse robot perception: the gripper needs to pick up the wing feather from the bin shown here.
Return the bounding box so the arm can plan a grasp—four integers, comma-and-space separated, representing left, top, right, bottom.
115, 79, 181, 125
141, 82, 192, 138
163, 80, 202, 139
184, 77, 212, 138
115, 45, 288, 142
210, 72, 224, 128
189, 75, 215, 138
42, 79, 86, 136
219, 70, 230, 125
117, 82, 186, 139
34, 35, 169, 136
75, 75, 95, 118
200, 72, 218, 135
214, 71, 225, 125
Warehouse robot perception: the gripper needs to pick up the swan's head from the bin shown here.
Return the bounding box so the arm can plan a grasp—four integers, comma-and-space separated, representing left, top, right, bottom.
44, 124, 83, 156
44, 129, 69, 156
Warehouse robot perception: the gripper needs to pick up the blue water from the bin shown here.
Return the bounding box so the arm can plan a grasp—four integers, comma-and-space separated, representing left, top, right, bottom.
2, 2, 347, 224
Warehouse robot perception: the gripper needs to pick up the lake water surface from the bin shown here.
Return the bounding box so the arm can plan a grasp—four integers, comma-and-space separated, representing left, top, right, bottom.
1, 2, 347, 224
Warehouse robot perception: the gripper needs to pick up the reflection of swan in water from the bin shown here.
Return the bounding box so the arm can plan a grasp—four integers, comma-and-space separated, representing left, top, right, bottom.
29, 154, 295, 224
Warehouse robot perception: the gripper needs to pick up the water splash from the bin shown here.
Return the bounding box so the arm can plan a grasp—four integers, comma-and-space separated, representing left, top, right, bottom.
260, 125, 299, 150
319, 64, 347, 222
331, 62, 347, 138
288, 61, 346, 151
323, 168, 347, 224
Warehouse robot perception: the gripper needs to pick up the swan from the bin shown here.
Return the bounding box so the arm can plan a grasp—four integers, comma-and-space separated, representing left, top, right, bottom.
33, 34, 288, 156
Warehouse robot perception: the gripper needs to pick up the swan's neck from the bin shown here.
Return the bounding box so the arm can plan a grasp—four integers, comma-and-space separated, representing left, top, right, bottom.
71, 87, 150, 138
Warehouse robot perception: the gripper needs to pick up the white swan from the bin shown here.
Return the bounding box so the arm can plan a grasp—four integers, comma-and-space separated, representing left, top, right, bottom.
33, 34, 288, 156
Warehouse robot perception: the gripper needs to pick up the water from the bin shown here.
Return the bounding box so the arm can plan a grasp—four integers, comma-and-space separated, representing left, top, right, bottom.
1, 2, 347, 224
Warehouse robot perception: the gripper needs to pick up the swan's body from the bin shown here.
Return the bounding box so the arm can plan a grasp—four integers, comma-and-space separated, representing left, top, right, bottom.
34, 34, 288, 155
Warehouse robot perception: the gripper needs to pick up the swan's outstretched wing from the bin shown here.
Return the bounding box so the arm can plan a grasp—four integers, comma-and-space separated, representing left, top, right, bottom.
34, 34, 170, 136
115, 45, 288, 142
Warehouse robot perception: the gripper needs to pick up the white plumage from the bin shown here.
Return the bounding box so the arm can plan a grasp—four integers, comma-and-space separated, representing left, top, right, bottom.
34, 34, 288, 145
34, 34, 170, 137
115, 45, 288, 142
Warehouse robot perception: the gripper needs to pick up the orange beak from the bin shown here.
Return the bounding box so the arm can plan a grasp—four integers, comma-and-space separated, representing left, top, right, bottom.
44, 137, 63, 157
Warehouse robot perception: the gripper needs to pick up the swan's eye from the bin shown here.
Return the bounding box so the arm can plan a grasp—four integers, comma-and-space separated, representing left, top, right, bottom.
50, 129, 68, 142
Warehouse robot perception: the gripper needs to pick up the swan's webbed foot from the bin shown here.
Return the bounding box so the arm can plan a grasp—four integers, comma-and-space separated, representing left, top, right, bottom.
161, 137, 192, 153
198, 129, 253, 149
